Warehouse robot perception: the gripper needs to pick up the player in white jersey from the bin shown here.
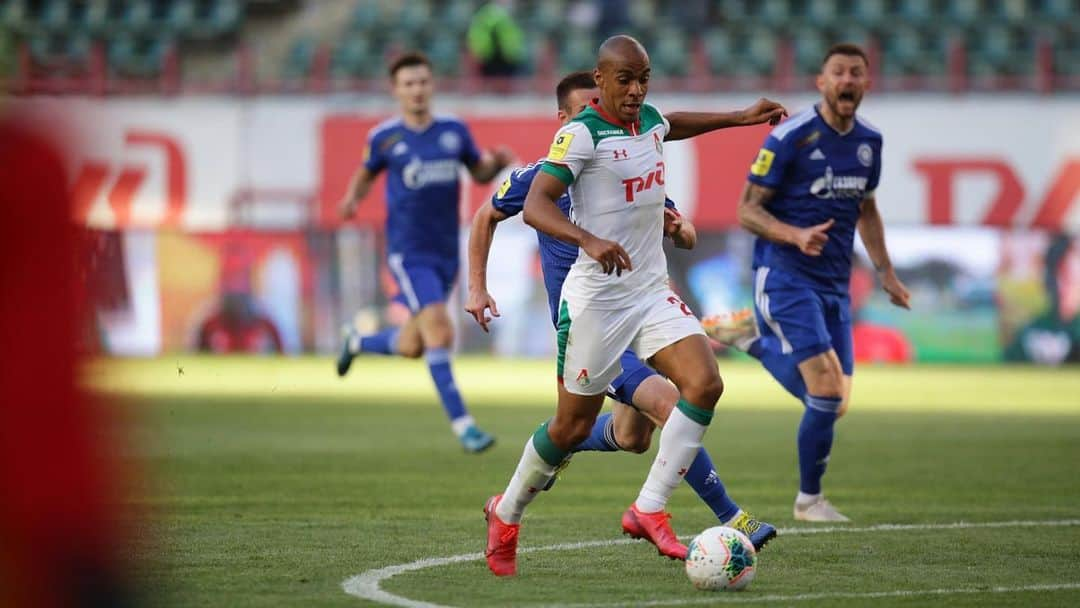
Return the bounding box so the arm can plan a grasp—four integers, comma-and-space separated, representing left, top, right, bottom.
483, 35, 787, 576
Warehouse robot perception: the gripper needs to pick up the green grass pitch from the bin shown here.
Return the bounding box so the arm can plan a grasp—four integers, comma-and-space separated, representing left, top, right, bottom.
88, 356, 1080, 607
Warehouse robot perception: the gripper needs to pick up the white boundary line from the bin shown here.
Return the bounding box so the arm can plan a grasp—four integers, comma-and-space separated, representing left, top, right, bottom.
341, 519, 1080, 608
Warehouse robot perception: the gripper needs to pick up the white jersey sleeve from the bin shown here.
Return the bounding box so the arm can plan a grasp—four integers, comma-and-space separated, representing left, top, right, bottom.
541, 121, 595, 185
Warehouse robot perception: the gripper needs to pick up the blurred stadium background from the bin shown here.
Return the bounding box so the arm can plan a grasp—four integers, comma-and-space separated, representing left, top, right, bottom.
3, 0, 1078, 364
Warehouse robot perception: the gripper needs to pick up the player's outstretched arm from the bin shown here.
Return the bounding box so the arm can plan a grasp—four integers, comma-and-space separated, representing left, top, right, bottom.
664, 98, 788, 141
524, 172, 632, 276
339, 166, 377, 219
466, 201, 510, 332
468, 146, 515, 183
738, 182, 834, 256
857, 194, 911, 309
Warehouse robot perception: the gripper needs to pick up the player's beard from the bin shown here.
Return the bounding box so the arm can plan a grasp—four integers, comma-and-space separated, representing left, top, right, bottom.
830, 88, 861, 118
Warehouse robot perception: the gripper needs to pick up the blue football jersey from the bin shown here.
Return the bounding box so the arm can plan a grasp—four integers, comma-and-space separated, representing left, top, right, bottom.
364, 116, 482, 259
746, 104, 882, 293
492, 158, 676, 326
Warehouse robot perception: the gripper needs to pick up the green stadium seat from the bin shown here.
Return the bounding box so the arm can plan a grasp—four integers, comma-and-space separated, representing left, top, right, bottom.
793, 29, 828, 75
438, 0, 476, 34
283, 36, 316, 79
107, 33, 171, 77
851, 0, 888, 28
166, 0, 197, 35
627, 0, 658, 30
880, 24, 927, 76
651, 24, 688, 76
970, 25, 1032, 76
0, 0, 30, 35
945, 0, 982, 24
703, 28, 735, 74
804, 0, 839, 26
40, 0, 73, 33
743, 26, 777, 75
125, 0, 153, 32
332, 36, 377, 78
997, 0, 1031, 24
29, 31, 91, 68
558, 28, 595, 73
898, 0, 936, 22
426, 31, 462, 76
758, 0, 791, 23
349, 0, 380, 32
396, 1, 432, 37
526, 0, 565, 35
717, 0, 749, 22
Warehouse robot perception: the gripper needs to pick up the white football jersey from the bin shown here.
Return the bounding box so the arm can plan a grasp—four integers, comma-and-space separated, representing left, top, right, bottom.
540, 100, 671, 307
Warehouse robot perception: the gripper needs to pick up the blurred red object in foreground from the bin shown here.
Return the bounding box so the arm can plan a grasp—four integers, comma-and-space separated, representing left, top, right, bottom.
0, 114, 135, 607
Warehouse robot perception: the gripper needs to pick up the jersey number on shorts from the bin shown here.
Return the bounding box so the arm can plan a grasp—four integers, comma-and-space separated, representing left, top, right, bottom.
667, 296, 693, 316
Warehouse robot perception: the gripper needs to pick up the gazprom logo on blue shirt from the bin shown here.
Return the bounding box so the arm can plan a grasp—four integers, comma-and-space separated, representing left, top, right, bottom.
402, 156, 461, 189
810, 166, 868, 200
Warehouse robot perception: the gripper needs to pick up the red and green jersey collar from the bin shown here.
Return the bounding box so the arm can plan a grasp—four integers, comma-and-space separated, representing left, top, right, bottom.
588, 98, 641, 136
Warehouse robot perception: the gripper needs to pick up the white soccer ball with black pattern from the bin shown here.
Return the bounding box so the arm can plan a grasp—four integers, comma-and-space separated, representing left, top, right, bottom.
685, 526, 757, 591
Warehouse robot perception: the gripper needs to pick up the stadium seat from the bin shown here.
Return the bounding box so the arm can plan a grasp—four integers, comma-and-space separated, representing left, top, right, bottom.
898, 0, 936, 23
558, 28, 595, 73
190, 0, 243, 40
945, 0, 981, 24
880, 24, 927, 76
524, 0, 565, 36
703, 28, 735, 74
793, 29, 828, 75
438, 0, 476, 34
165, 0, 197, 35
803, 0, 839, 27
107, 33, 171, 78
331, 36, 377, 78
349, 0, 380, 32
744, 26, 777, 75
282, 35, 316, 79
39, 0, 73, 33
426, 31, 462, 76
851, 0, 888, 28
758, 0, 791, 23
651, 24, 688, 76
29, 31, 91, 70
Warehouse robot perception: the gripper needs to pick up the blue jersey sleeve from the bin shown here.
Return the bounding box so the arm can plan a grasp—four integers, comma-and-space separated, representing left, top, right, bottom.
491, 163, 540, 217
746, 132, 793, 190
363, 128, 388, 175
867, 139, 883, 191
457, 122, 482, 168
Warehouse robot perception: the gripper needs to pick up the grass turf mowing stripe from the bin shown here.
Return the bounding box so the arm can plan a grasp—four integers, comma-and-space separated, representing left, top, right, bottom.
342, 519, 1080, 607
546, 582, 1080, 607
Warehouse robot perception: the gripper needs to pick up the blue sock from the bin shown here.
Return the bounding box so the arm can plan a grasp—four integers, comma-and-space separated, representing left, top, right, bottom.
683, 448, 740, 523
749, 337, 807, 400
425, 348, 469, 424
359, 328, 401, 355
570, 412, 619, 452
797, 395, 842, 494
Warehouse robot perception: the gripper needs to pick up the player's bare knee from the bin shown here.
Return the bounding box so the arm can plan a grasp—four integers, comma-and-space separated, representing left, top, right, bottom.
614, 427, 653, 454
550, 414, 594, 447
397, 341, 424, 359
682, 374, 724, 408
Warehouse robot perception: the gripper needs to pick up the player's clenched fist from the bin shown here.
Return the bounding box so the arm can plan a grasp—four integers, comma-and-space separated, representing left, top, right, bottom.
581, 234, 632, 276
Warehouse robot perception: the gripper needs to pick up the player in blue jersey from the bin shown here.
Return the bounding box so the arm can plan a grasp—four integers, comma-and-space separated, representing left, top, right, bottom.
703, 44, 911, 522
336, 52, 514, 453
466, 71, 777, 552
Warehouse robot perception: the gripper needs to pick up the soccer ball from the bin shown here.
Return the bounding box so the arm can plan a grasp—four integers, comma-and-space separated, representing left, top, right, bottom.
685, 526, 757, 591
